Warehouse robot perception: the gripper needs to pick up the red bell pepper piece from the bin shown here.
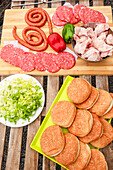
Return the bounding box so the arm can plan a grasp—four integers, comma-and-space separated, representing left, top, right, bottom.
47, 32, 66, 52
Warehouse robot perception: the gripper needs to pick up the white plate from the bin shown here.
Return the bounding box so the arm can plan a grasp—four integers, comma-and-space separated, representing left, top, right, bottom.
0, 74, 45, 127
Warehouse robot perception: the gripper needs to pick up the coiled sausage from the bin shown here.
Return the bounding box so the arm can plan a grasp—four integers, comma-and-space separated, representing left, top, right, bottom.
13, 8, 53, 51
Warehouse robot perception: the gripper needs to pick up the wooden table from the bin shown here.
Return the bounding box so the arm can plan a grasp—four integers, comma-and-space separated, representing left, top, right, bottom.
0, 0, 113, 170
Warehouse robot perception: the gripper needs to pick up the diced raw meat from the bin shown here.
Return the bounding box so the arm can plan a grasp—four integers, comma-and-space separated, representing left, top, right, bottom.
75, 27, 88, 37
82, 47, 100, 61
79, 8, 106, 24
106, 34, 113, 45
42, 53, 60, 73
87, 27, 96, 39
95, 24, 109, 36
93, 38, 113, 52
52, 12, 67, 26
54, 52, 75, 69
74, 39, 91, 55
34, 52, 46, 71
56, 6, 78, 23
98, 32, 107, 41
78, 36, 88, 43
73, 5, 86, 20
101, 51, 112, 58
19, 52, 35, 72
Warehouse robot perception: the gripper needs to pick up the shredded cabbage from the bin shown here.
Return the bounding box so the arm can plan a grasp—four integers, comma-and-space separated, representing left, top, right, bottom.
0, 78, 43, 124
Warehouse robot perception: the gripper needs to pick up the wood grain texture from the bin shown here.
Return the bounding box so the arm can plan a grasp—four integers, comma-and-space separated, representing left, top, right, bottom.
0, 6, 113, 75
5, 127, 23, 170
93, 0, 104, 6
0, 124, 6, 169
24, 76, 43, 170
79, 0, 89, 6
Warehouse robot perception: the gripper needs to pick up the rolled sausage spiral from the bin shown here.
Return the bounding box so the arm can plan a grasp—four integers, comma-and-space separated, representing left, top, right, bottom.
13, 8, 53, 51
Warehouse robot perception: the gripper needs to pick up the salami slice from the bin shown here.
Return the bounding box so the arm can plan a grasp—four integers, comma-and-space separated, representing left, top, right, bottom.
54, 52, 75, 69
56, 6, 78, 23
73, 5, 86, 20
20, 52, 35, 72
0, 44, 24, 67
0, 44, 14, 62
52, 12, 67, 26
34, 52, 46, 71
42, 53, 60, 73
10, 47, 24, 67
79, 7, 106, 24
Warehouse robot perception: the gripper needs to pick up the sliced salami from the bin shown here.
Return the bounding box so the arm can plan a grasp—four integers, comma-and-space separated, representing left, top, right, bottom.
52, 12, 67, 26
0, 44, 14, 62
79, 7, 106, 24
54, 52, 75, 69
73, 5, 86, 20
42, 53, 60, 73
19, 52, 35, 72
0, 44, 24, 67
10, 47, 24, 67
34, 52, 46, 71
56, 6, 77, 23
70, 15, 79, 24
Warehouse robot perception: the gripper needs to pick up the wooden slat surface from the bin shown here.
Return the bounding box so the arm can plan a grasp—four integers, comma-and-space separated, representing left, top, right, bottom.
0, 6, 113, 75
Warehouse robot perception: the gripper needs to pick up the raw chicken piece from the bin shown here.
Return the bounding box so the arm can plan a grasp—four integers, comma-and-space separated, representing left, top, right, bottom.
93, 38, 113, 52
95, 23, 109, 36
101, 50, 112, 57
74, 39, 91, 55
106, 34, 113, 45
74, 34, 88, 43
98, 32, 107, 41
81, 47, 100, 61
75, 27, 88, 37
87, 27, 96, 38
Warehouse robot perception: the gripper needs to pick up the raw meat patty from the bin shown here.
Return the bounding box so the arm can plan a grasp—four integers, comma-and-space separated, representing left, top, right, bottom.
40, 125, 65, 156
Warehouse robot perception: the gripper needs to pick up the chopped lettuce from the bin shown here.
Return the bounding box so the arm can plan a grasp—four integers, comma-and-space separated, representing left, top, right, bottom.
0, 78, 43, 124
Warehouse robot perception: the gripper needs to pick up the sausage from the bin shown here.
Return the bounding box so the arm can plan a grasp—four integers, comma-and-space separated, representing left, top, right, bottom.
13, 8, 53, 51
25, 8, 53, 34
13, 26, 48, 52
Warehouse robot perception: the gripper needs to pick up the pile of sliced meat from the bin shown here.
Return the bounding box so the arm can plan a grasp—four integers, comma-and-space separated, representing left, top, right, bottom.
52, 5, 106, 26
0, 44, 75, 72
73, 23, 113, 61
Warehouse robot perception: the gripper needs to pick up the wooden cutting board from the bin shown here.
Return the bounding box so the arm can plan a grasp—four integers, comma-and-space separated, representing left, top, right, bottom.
0, 6, 113, 75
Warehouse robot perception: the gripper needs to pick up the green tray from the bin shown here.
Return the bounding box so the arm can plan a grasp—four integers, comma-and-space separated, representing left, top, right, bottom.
30, 75, 112, 169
